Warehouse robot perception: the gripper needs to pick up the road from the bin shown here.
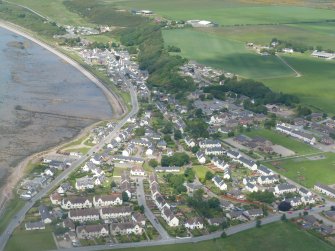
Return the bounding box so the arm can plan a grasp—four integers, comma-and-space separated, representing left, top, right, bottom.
0, 85, 138, 251
136, 177, 170, 240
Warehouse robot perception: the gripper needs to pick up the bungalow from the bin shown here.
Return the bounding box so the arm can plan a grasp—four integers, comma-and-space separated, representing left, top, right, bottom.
184, 217, 204, 229
314, 183, 335, 198
226, 211, 247, 221
25, 221, 45, 231
39, 205, 53, 224
207, 217, 226, 226
257, 175, 279, 185
155, 166, 180, 173
274, 183, 297, 195
93, 194, 123, 207
199, 139, 221, 149
76, 224, 109, 239
130, 166, 145, 176
226, 150, 241, 160
237, 157, 258, 171
161, 206, 179, 227
132, 212, 146, 226
245, 182, 258, 193
110, 222, 143, 236
68, 208, 100, 222
75, 176, 95, 190
184, 136, 196, 148
57, 182, 72, 194
196, 151, 206, 164
211, 157, 229, 170
50, 192, 62, 205
205, 147, 225, 156
212, 176, 227, 190
61, 197, 93, 210
100, 206, 132, 220
243, 209, 263, 219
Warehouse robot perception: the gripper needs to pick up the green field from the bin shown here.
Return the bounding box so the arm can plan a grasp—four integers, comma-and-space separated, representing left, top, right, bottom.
0, 196, 25, 235
107, 222, 333, 251
163, 29, 295, 79
112, 0, 335, 26
266, 152, 335, 188
5, 228, 56, 251
263, 53, 335, 114
193, 165, 213, 180
244, 129, 318, 155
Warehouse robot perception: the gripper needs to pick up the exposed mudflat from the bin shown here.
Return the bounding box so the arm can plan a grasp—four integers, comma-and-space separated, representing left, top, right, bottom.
0, 27, 113, 186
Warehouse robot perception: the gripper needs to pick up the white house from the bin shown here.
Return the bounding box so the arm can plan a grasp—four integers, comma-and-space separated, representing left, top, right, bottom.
212, 176, 227, 190
237, 157, 258, 171
314, 183, 335, 198
161, 206, 179, 227
274, 183, 297, 195
211, 157, 229, 170
93, 194, 123, 207
184, 136, 196, 148
68, 208, 100, 222
61, 197, 93, 210
130, 166, 145, 176
199, 139, 221, 148
226, 150, 241, 159
196, 151, 206, 164
184, 217, 204, 229
245, 182, 258, 192
205, 147, 225, 156
76, 224, 109, 239
257, 175, 279, 185
75, 176, 95, 190
100, 206, 132, 220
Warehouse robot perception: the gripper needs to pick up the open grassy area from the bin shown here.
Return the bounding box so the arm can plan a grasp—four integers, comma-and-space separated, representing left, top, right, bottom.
266, 152, 335, 188
263, 53, 335, 114
244, 128, 318, 155
193, 165, 213, 180
5, 228, 56, 251
0, 196, 25, 235
163, 29, 295, 79
112, 0, 335, 26
107, 221, 333, 251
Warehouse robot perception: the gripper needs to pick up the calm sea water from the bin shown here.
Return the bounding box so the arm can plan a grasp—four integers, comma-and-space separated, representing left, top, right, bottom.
0, 27, 113, 185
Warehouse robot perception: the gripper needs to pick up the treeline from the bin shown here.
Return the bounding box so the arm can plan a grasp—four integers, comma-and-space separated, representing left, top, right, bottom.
118, 23, 196, 95
271, 38, 334, 53
203, 78, 299, 113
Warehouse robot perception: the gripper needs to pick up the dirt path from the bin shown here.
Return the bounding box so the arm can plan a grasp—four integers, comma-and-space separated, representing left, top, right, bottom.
276, 54, 302, 77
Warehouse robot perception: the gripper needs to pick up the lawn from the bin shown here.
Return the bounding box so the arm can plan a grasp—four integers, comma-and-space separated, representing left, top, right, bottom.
108, 221, 333, 251
112, 0, 335, 26
163, 29, 295, 79
244, 128, 318, 155
193, 165, 213, 180
263, 53, 335, 114
5, 228, 56, 251
0, 196, 25, 235
266, 152, 335, 188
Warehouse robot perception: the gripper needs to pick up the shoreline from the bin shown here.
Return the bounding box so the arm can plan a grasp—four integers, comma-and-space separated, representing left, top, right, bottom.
0, 20, 126, 214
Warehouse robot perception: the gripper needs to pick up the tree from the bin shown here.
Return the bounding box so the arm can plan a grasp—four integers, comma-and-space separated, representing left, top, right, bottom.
208, 197, 220, 209
278, 201, 292, 212
135, 127, 145, 136
221, 231, 227, 238
149, 159, 158, 168
184, 168, 195, 182
205, 171, 214, 181
122, 191, 129, 202
174, 129, 182, 140
281, 213, 287, 222
247, 191, 276, 204
256, 219, 262, 228
186, 119, 209, 138
161, 122, 173, 134
139, 205, 145, 213
110, 180, 117, 188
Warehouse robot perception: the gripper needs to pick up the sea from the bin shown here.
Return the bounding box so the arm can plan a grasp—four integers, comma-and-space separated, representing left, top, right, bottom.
0, 27, 113, 186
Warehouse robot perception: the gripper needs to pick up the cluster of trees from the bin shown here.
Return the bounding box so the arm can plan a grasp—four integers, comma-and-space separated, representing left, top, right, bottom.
187, 189, 221, 218
186, 118, 209, 138
203, 78, 299, 114
167, 45, 181, 53
164, 173, 186, 194
246, 191, 276, 204
161, 152, 190, 167
297, 105, 312, 117
271, 38, 315, 53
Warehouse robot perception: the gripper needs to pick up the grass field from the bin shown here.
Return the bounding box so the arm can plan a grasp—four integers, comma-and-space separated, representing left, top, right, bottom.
163, 29, 295, 79
193, 165, 213, 180
112, 0, 335, 26
107, 221, 333, 251
0, 196, 25, 235
8, 0, 87, 25
266, 152, 335, 188
5, 228, 56, 251
263, 53, 335, 114
244, 128, 318, 155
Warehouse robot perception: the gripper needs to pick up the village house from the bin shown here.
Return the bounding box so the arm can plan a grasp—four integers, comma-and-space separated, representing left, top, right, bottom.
57, 182, 72, 194
110, 222, 143, 236
223, 168, 231, 180
257, 165, 274, 176
184, 217, 204, 229
257, 175, 279, 185
39, 205, 53, 224
226, 211, 247, 221
301, 196, 316, 205
76, 224, 109, 239
122, 144, 136, 156
298, 188, 313, 197
132, 212, 146, 227
155, 166, 181, 173
207, 217, 226, 226
63, 218, 75, 232
245, 182, 258, 193
236, 157, 258, 171
212, 176, 227, 190
276, 123, 316, 145
211, 157, 229, 170
243, 209, 263, 219
226, 150, 241, 160
196, 151, 206, 164
184, 136, 196, 148
111, 156, 144, 164
130, 166, 145, 176
285, 197, 302, 207
199, 139, 221, 148
68, 208, 100, 222
25, 221, 45, 231
161, 206, 179, 227
243, 177, 258, 185
75, 176, 95, 190
274, 183, 297, 195
93, 194, 123, 207
50, 192, 62, 205
205, 146, 225, 156
61, 197, 93, 210
153, 194, 169, 210
100, 206, 132, 220
314, 183, 335, 198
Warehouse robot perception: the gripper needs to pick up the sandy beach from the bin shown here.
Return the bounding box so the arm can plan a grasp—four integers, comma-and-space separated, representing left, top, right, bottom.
0, 20, 126, 213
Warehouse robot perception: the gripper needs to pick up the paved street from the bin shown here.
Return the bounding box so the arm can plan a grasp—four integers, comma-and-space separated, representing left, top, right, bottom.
136, 177, 170, 240
0, 85, 138, 251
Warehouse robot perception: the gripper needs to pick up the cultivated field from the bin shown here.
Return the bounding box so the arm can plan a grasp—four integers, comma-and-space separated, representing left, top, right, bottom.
163, 29, 295, 79
109, 222, 333, 251
266, 152, 335, 188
